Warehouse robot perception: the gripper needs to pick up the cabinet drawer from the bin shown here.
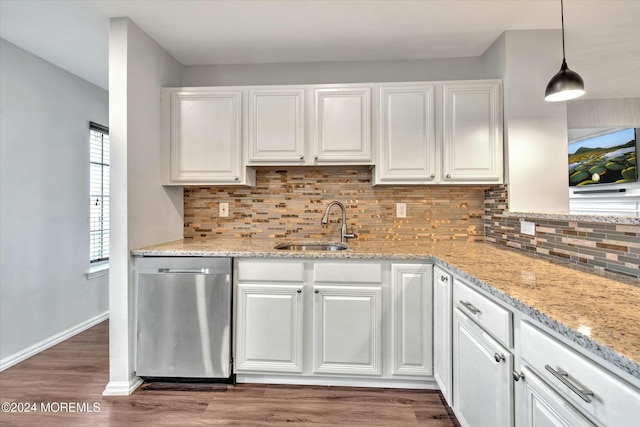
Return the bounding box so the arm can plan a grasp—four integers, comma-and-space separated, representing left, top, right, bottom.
521, 321, 640, 427
313, 262, 382, 284
237, 260, 304, 282
453, 279, 512, 347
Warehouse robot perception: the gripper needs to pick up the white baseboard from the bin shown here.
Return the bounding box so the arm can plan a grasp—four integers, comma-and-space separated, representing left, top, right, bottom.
0, 311, 109, 372
235, 374, 439, 390
102, 376, 143, 396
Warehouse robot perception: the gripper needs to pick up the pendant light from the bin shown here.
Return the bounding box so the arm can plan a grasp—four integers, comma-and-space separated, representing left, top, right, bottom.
544, 0, 585, 102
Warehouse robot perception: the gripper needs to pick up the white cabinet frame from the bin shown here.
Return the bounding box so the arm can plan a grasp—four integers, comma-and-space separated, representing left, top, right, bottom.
390, 264, 433, 377
247, 88, 306, 163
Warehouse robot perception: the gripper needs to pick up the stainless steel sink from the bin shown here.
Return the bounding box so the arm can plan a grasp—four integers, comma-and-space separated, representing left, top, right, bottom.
274, 242, 348, 251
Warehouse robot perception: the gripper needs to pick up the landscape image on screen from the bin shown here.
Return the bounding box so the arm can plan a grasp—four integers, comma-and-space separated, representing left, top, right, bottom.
568, 128, 637, 187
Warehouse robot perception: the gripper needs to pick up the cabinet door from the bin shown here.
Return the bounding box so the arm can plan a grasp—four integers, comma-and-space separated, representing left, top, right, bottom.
235, 284, 304, 373
433, 266, 453, 404
453, 307, 513, 427
247, 88, 305, 163
376, 84, 437, 183
390, 264, 433, 377
313, 87, 372, 163
518, 365, 596, 427
442, 81, 503, 183
165, 90, 244, 183
313, 285, 382, 376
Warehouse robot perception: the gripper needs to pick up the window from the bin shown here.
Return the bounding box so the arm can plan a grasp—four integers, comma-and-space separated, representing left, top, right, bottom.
90, 122, 109, 266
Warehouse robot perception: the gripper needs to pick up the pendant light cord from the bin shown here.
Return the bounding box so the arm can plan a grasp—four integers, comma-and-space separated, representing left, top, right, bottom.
561, 0, 566, 60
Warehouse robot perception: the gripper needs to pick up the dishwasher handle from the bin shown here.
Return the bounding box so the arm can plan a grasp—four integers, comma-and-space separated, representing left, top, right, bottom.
157, 268, 214, 274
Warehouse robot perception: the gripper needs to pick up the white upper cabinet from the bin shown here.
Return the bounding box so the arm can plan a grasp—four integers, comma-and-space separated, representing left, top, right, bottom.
162, 80, 502, 185
312, 86, 373, 163
162, 88, 255, 185
375, 84, 437, 184
442, 81, 503, 183
247, 88, 306, 163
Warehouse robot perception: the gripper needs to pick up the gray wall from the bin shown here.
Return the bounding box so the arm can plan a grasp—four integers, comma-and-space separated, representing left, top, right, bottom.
497, 30, 569, 214
182, 57, 484, 86
0, 38, 109, 365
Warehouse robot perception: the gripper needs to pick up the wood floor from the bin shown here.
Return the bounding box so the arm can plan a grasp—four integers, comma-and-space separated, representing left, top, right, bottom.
0, 321, 460, 426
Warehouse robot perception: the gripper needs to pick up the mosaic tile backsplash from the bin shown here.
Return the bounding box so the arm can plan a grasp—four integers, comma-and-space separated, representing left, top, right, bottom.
184, 166, 487, 242
484, 185, 640, 279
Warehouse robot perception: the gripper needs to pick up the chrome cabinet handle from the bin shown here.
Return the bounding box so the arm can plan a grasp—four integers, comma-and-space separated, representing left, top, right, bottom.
431, 173, 436, 178
513, 371, 524, 382
446, 173, 451, 178
300, 155, 304, 160
460, 300, 481, 315
234, 176, 239, 181
494, 353, 505, 363
158, 268, 210, 274
297, 289, 302, 293
314, 289, 319, 294
545, 365, 594, 403
440, 275, 448, 282
314, 156, 319, 160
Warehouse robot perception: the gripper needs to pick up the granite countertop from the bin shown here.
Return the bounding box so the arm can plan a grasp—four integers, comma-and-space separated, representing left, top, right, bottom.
132, 238, 640, 381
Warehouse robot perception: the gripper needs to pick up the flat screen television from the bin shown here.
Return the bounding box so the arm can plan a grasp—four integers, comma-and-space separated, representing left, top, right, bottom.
568, 127, 637, 187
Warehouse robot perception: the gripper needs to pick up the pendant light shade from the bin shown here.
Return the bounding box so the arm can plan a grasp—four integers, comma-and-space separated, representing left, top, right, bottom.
545, 59, 585, 102
544, 0, 585, 102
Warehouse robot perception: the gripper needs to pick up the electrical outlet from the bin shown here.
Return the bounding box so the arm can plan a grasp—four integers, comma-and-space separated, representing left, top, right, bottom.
396, 203, 407, 218
520, 221, 536, 236
219, 202, 229, 217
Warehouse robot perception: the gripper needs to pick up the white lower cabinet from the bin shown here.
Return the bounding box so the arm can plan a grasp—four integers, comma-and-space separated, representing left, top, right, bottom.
313, 285, 382, 375
235, 284, 304, 373
436, 265, 640, 427
433, 266, 453, 404
234, 259, 434, 386
453, 307, 514, 427
518, 321, 640, 427
518, 365, 596, 427
391, 264, 433, 377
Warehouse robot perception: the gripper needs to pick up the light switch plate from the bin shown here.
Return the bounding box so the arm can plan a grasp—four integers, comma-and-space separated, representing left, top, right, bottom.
520, 221, 536, 236
219, 202, 229, 217
396, 203, 407, 218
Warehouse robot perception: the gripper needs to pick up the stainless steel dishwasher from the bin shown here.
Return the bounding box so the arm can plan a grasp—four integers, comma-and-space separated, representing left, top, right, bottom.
135, 256, 233, 381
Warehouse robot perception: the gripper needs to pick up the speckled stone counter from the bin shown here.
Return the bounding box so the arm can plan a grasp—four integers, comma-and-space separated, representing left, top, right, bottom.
503, 211, 640, 225
132, 238, 640, 381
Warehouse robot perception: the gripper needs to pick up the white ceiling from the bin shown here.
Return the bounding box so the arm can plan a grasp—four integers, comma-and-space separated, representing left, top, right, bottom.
1, 0, 639, 99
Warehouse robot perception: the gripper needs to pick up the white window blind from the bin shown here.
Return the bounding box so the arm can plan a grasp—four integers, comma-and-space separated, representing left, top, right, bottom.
90, 122, 109, 264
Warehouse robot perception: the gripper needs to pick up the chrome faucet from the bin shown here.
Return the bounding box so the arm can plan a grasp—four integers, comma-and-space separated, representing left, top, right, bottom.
320, 201, 356, 243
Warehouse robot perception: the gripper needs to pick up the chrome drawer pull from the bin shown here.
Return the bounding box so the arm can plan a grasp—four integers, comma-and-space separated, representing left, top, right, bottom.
158, 268, 211, 274
460, 300, 481, 315
440, 275, 449, 282
494, 353, 505, 363
545, 365, 594, 403
513, 371, 525, 382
